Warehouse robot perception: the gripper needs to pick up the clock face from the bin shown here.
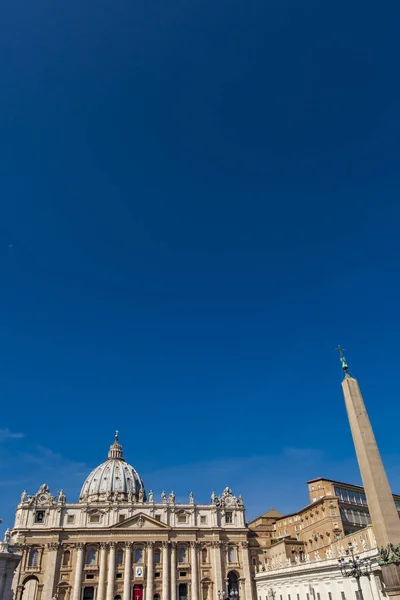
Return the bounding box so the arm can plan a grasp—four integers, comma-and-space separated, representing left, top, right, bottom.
225, 496, 233, 507
135, 567, 143, 578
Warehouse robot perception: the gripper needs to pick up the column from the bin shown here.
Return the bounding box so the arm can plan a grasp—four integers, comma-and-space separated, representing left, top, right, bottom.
98, 544, 108, 600
190, 542, 199, 600
145, 542, 154, 600
212, 542, 223, 596
240, 541, 252, 600
43, 542, 60, 600
162, 542, 169, 600
106, 543, 116, 600
72, 543, 85, 600
170, 543, 177, 600
124, 543, 132, 600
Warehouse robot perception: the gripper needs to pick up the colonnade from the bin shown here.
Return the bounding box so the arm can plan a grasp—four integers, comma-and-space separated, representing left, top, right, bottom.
70, 541, 206, 600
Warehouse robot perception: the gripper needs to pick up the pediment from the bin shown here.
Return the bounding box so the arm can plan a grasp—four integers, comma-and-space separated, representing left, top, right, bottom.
112, 512, 170, 530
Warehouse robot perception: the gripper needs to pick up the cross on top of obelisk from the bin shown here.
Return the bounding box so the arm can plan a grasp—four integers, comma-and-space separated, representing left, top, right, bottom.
336, 345, 349, 376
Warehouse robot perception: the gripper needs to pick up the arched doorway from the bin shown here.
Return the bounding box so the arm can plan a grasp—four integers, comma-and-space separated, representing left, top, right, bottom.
227, 572, 239, 598
22, 577, 39, 600
56, 581, 70, 600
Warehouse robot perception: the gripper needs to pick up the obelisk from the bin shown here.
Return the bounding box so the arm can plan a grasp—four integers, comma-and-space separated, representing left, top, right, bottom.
338, 347, 400, 599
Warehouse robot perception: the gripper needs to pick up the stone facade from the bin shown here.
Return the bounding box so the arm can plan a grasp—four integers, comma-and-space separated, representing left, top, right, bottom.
0, 534, 21, 600
10, 436, 252, 600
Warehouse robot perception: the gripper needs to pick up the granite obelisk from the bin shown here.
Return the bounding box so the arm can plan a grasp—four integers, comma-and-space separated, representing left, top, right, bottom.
338, 347, 400, 599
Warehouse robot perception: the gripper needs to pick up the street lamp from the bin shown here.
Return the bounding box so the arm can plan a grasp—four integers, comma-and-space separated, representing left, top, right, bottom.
338, 542, 372, 600
229, 591, 238, 600
217, 592, 226, 600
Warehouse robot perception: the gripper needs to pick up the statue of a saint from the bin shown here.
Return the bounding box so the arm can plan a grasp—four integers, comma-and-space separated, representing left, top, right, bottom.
58, 490, 66, 504
211, 491, 216, 504
21, 490, 27, 503
138, 486, 145, 503
169, 491, 176, 503
161, 491, 167, 503
189, 492, 194, 504
148, 490, 154, 503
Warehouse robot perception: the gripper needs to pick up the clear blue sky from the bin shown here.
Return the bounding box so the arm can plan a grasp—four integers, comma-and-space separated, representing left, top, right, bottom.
1, 0, 400, 532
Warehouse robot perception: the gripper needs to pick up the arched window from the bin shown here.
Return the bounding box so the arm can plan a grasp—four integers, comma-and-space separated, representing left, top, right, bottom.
178, 546, 186, 564
86, 549, 96, 565
201, 548, 207, 564
116, 550, 123, 565
154, 595, 160, 600
62, 550, 70, 567
28, 549, 39, 568
154, 549, 161, 564
114, 596, 122, 600
134, 547, 143, 563
82, 588, 94, 600
227, 546, 235, 564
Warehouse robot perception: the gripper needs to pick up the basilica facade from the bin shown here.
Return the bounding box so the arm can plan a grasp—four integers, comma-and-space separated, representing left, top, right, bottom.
10, 435, 252, 600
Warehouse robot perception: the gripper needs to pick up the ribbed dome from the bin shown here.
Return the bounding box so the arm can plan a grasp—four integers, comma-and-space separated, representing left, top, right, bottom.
79, 433, 145, 503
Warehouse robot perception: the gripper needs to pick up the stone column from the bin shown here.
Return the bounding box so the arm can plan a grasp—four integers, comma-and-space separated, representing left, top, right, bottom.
106, 543, 116, 600
162, 542, 169, 600
240, 541, 252, 600
124, 543, 132, 600
72, 544, 85, 600
212, 542, 223, 596
145, 542, 154, 600
170, 543, 177, 600
190, 542, 199, 600
43, 542, 60, 600
98, 543, 108, 600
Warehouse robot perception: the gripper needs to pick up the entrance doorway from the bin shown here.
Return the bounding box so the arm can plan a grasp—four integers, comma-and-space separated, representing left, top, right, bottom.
133, 585, 143, 600
227, 572, 239, 598
178, 583, 188, 600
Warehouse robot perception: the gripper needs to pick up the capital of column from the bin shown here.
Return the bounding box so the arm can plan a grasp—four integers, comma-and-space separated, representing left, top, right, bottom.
99, 542, 108, 549
170, 542, 177, 549
125, 542, 133, 548
190, 541, 198, 548
109, 541, 116, 548
74, 542, 85, 550
47, 542, 60, 551
161, 541, 170, 548
146, 541, 154, 548
241, 541, 249, 549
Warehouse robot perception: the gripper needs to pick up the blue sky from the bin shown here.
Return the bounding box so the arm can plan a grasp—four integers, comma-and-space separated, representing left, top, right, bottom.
1, 0, 400, 532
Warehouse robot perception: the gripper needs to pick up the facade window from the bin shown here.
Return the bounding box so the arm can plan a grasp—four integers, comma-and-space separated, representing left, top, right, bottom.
89, 514, 100, 524
62, 550, 71, 566
227, 546, 235, 563
86, 574, 94, 580
155, 515, 161, 522
35, 511, 45, 524
119, 515, 126, 523
341, 593, 346, 600
331, 509, 337, 516
225, 512, 233, 524
86, 549, 96, 565
154, 549, 161, 564
135, 548, 143, 563
202, 548, 208, 563
177, 514, 187, 524
178, 546, 187, 564
328, 594, 332, 600
200, 516, 207, 524
116, 573, 122, 579
28, 548, 39, 567
83, 588, 94, 600
67, 515, 75, 524
116, 550, 123, 565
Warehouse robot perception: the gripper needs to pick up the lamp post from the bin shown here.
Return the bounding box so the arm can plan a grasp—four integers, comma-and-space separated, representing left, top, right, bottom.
338, 543, 372, 600
229, 591, 238, 600
217, 592, 226, 600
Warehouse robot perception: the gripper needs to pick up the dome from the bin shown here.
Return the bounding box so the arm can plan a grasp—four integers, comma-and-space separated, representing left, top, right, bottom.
79, 433, 145, 503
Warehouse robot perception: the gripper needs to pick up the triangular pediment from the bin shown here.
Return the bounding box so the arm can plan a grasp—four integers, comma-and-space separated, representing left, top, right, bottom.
112, 512, 170, 530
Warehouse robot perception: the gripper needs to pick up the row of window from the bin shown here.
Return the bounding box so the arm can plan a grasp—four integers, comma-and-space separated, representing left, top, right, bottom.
28, 545, 238, 569
34, 511, 233, 526
271, 592, 346, 600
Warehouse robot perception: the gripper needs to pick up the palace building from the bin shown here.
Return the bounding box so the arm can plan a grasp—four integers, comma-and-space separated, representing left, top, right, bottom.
10, 434, 253, 600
